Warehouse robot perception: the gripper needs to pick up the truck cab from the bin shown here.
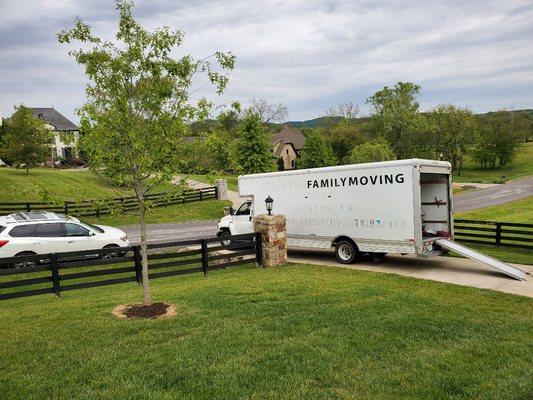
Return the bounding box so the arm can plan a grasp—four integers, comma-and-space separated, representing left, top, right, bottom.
217, 200, 254, 238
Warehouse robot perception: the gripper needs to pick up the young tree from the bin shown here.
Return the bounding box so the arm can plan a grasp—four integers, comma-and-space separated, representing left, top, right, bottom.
235, 111, 275, 174
428, 104, 478, 175
299, 128, 336, 168
345, 138, 395, 164
58, 0, 235, 305
366, 82, 430, 159
0, 105, 52, 172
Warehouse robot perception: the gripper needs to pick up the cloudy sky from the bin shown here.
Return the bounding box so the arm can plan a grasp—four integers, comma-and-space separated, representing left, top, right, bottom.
1, 0, 532, 123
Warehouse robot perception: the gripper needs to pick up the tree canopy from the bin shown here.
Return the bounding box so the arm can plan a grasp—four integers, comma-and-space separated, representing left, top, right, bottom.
58, 0, 235, 305
0, 105, 52, 172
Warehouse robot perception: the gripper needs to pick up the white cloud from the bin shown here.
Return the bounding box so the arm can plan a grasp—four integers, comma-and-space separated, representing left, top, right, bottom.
0, 0, 532, 122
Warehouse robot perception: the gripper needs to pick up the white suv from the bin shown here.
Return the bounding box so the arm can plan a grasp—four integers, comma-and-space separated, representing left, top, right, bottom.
0, 212, 130, 262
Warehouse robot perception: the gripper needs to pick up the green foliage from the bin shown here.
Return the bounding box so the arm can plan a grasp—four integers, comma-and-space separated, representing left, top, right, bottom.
367, 82, 432, 159
0, 105, 53, 172
428, 104, 478, 174
277, 157, 285, 171
346, 138, 395, 164
474, 117, 520, 170
299, 128, 336, 168
235, 111, 275, 174
58, 0, 234, 304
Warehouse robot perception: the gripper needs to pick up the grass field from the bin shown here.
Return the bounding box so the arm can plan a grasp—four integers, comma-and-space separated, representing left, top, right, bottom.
82, 199, 230, 226
453, 197, 533, 264
0, 263, 531, 400
454, 142, 533, 183
0, 168, 130, 202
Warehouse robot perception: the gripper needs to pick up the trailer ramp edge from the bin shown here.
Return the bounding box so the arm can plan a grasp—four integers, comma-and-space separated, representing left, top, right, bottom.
434, 239, 528, 281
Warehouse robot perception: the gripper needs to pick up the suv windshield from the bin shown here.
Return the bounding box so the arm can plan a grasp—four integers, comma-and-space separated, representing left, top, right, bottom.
81, 222, 104, 234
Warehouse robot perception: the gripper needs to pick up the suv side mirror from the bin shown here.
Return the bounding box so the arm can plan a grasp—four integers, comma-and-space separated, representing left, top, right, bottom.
229, 206, 235, 215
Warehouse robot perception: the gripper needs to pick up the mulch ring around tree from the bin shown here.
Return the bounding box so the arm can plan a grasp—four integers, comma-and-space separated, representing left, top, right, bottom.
112, 302, 177, 319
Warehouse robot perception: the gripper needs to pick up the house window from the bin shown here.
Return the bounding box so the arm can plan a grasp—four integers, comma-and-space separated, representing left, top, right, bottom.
291, 160, 295, 168
286, 149, 289, 154
37, 113, 44, 119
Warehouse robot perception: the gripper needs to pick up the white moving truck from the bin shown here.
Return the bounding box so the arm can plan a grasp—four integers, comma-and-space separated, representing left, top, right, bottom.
217, 159, 527, 280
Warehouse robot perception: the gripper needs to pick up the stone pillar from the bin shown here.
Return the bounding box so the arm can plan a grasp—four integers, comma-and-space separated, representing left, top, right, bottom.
253, 214, 287, 267
215, 179, 227, 201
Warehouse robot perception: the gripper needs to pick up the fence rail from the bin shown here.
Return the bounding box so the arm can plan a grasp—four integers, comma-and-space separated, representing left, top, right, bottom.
0, 186, 218, 218
0, 232, 261, 301
454, 219, 533, 250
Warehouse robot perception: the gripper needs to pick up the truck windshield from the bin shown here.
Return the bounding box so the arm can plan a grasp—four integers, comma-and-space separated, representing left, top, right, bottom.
235, 202, 251, 215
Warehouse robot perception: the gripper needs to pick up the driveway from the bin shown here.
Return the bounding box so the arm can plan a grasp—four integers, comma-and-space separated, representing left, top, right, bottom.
288, 249, 533, 298
454, 176, 533, 212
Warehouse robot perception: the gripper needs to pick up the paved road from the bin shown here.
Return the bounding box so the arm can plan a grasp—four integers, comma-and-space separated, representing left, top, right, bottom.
454, 176, 533, 212
122, 220, 218, 245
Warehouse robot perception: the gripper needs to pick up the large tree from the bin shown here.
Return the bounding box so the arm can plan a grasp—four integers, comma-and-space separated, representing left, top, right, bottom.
299, 128, 336, 168
0, 105, 52, 172
346, 138, 395, 164
366, 82, 430, 159
235, 111, 275, 174
58, 0, 234, 305
250, 98, 288, 124
428, 104, 478, 174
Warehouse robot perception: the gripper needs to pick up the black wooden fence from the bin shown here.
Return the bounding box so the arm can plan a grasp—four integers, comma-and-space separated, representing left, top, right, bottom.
454, 219, 533, 250
0, 186, 217, 218
0, 232, 261, 301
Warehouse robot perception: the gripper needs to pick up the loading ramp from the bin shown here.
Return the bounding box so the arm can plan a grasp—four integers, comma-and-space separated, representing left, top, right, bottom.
435, 239, 528, 281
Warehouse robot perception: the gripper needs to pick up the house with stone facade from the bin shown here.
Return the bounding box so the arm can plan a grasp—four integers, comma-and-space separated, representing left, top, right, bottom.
270, 125, 305, 170
30, 108, 80, 163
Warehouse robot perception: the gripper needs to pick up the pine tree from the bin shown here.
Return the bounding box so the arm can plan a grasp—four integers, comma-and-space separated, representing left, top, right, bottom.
236, 111, 275, 174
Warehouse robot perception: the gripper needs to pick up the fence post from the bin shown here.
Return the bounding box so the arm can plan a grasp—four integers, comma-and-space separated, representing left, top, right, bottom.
26, 203, 30, 212
201, 239, 208, 277
133, 245, 143, 284
50, 253, 61, 298
255, 232, 263, 268
96, 207, 100, 218
199, 189, 203, 201
63, 202, 68, 214
214, 185, 219, 200
495, 222, 502, 247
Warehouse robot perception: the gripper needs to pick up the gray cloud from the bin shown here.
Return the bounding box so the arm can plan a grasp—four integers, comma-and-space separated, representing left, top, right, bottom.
0, 0, 532, 122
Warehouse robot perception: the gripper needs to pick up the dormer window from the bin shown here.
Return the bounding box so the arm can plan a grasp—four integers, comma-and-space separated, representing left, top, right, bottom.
37, 113, 44, 119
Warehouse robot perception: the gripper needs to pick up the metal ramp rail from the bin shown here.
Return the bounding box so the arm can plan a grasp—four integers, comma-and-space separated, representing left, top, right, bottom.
435, 239, 528, 281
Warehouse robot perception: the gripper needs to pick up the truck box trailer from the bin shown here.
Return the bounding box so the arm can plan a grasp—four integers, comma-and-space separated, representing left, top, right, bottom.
217, 159, 527, 280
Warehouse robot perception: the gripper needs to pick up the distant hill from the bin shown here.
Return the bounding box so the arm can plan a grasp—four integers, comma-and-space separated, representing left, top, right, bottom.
287, 109, 533, 129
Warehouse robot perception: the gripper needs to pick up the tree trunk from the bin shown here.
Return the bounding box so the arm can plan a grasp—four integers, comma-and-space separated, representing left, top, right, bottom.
134, 177, 152, 306
139, 206, 152, 305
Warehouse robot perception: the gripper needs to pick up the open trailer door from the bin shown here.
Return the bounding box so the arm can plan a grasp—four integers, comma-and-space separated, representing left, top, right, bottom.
435, 239, 528, 280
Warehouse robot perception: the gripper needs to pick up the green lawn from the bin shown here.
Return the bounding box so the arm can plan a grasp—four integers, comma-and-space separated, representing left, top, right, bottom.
0, 263, 531, 400
82, 199, 230, 226
454, 142, 533, 183
188, 173, 239, 192
455, 196, 533, 223
453, 197, 533, 264
0, 168, 130, 202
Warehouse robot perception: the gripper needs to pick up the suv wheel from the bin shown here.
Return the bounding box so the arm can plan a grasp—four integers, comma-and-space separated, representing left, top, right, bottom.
12, 251, 38, 269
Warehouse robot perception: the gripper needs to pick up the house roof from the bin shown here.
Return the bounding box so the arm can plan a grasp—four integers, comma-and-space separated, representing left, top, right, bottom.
29, 108, 79, 131
271, 125, 305, 157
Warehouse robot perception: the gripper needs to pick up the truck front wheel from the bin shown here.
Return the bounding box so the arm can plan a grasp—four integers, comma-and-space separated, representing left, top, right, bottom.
335, 240, 359, 264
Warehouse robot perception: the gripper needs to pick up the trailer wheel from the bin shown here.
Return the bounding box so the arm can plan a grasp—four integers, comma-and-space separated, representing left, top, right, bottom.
335, 240, 358, 264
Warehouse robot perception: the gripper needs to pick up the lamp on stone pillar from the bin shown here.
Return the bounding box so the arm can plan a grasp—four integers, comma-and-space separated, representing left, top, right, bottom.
265, 195, 274, 215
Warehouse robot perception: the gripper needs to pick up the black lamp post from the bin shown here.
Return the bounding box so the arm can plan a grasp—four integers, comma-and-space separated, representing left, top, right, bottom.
265, 195, 274, 215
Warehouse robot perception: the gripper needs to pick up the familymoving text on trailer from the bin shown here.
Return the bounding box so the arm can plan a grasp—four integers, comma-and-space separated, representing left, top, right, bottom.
255, 169, 410, 232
